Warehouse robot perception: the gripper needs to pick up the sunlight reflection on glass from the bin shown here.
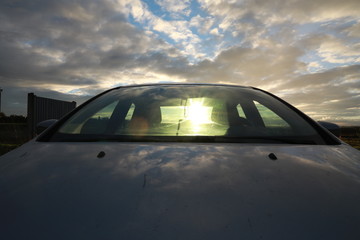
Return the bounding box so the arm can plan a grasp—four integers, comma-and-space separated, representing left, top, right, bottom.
187, 98, 213, 124
159, 98, 215, 135
185, 98, 213, 134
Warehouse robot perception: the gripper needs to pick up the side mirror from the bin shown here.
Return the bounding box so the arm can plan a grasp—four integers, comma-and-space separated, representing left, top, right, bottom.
36, 119, 58, 135
318, 121, 341, 138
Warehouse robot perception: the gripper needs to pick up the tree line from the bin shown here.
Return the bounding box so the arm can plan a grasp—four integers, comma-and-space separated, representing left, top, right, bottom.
0, 112, 27, 123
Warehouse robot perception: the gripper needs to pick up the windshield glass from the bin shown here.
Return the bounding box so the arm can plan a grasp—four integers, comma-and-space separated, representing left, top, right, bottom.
49, 85, 324, 144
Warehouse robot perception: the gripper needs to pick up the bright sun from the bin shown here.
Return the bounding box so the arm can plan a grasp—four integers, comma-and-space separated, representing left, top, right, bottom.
186, 99, 212, 124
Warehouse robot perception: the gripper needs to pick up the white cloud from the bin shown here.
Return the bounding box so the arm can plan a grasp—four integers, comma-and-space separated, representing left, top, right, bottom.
344, 21, 360, 38
190, 15, 215, 34
199, 0, 360, 25
307, 62, 324, 72
210, 28, 220, 36
197, 0, 360, 52
317, 39, 360, 64
155, 0, 191, 16
120, 1, 205, 59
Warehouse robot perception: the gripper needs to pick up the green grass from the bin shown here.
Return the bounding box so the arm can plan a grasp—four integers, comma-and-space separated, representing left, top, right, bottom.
0, 123, 28, 144
0, 143, 22, 156
0, 123, 28, 156
341, 137, 360, 150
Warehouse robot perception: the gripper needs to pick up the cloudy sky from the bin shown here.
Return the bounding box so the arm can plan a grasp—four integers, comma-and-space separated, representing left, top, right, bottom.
0, 0, 359, 125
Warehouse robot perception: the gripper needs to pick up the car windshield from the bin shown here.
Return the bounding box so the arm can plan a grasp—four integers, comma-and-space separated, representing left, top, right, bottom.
49, 85, 325, 144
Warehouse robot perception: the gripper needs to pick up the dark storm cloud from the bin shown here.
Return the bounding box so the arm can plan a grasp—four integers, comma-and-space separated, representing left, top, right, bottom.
183, 45, 305, 88
0, 0, 359, 125
0, 0, 178, 87
0, 0, 187, 115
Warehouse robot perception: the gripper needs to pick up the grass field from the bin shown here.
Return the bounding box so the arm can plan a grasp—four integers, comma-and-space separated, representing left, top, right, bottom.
341, 137, 360, 150
0, 123, 29, 156
0, 143, 22, 156
340, 126, 360, 150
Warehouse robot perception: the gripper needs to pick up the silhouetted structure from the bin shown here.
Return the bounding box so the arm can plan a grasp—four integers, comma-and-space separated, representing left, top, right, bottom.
0, 88, 2, 113
27, 93, 76, 138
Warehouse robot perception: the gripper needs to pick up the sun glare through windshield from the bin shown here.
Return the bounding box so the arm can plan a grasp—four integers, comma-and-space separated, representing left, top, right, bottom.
160, 98, 214, 134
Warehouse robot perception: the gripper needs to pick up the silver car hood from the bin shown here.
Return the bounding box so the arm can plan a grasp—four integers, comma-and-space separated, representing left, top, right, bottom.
1, 141, 360, 239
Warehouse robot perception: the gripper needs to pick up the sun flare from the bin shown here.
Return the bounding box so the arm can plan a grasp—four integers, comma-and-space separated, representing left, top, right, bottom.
186, 99, 213, 125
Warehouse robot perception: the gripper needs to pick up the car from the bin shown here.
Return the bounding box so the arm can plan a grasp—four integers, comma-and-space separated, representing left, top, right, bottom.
1, 83, 360, 240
